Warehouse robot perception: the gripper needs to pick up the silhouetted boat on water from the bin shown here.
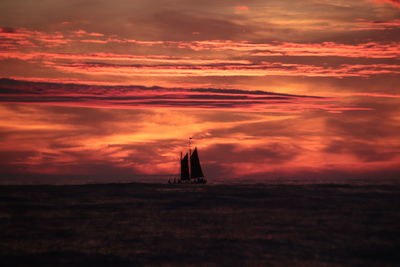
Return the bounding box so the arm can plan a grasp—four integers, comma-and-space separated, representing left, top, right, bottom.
169, 139, 207, 184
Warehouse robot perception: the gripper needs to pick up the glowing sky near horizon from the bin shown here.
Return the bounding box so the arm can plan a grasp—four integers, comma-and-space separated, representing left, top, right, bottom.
0, 0, 400, 184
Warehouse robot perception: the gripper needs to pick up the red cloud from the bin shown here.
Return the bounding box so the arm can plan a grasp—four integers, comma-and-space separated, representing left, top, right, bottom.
179, 41, 400, 59
44, 61, 400, 78
1, 27, 399, 59
235, 5, 249, 10
0, 51, 250, 65
72, 29, 104, 37
234, 5, 250, 13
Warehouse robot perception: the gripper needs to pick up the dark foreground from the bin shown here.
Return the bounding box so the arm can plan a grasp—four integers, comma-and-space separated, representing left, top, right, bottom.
1, 183, 399, 266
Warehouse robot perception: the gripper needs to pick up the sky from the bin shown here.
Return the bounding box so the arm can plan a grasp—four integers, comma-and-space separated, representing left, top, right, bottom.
0, 0, 399, 184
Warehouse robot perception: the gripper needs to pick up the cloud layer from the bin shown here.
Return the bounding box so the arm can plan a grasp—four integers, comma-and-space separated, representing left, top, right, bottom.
1, 78, 355, 113
1, 0, 400, 183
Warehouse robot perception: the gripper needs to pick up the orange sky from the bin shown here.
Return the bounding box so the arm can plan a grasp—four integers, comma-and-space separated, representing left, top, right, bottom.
0, 0, 399, 184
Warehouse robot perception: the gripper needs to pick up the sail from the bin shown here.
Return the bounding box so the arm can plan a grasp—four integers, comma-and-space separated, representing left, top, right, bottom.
190, 147, 204, 178
180, 153, 190, 180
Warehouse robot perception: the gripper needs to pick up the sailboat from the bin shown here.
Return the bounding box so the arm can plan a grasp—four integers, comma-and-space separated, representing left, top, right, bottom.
169, 139, 207, 184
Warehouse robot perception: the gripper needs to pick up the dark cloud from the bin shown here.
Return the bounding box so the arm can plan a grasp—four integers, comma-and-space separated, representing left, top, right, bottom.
324, 29, 400, 43
0, 138, 186, 184
0, 78, 329, 111
0, 150, 39, 179
208, 118, 306, 138
324, 139, 400, 162
151, 11, 253, 41
367, 0, 400, 8
324, 100, 400, 140
202, 143, 300, 165
193, 143, 301, 179
0, 27, 16, 33
234, 164, 400, 184
0, 150, 37, 164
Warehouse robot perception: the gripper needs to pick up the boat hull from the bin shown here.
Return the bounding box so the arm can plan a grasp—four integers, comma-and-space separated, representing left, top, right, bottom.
168, 178, 207, 184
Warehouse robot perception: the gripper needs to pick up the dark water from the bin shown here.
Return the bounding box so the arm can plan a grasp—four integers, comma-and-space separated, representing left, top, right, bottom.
0, 183, 399, 266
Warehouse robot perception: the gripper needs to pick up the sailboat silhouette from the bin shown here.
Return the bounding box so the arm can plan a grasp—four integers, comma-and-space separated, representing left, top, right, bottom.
170, 139, 207, 184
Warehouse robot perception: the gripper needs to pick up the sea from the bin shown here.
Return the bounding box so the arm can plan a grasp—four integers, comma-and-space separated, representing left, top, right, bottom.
0, 181, 399, 266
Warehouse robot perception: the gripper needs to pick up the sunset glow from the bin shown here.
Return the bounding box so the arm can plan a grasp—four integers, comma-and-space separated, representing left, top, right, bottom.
1, 0, 399, 184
